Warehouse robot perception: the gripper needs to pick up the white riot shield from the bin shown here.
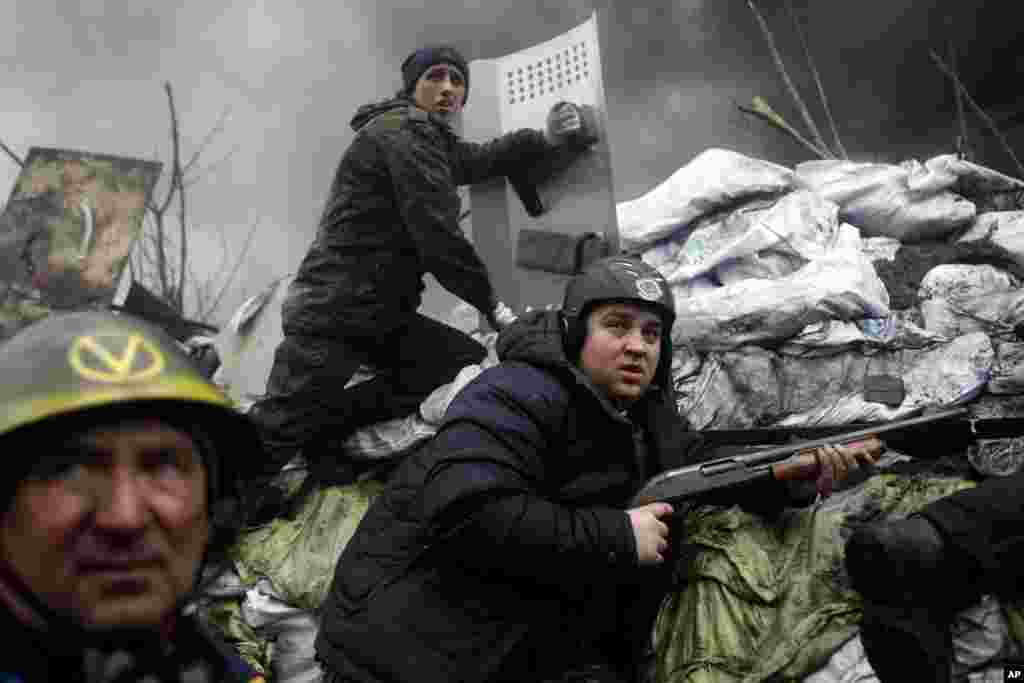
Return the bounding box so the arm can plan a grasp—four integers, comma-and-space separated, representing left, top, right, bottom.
464, 12, 619, 312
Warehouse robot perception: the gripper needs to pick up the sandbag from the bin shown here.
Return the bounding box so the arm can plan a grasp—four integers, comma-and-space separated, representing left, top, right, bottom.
859, 236, 902, 263
214, 275, 293, 407
964, 395, 1024, 477
780, 313, 943, 356
990, 340, 1024, 396
641, 190, 843, 286
918, 155, 1024, 206
232, 479, 383, 609
343, 336, 497, 461
241, 581, 323, 683
795, 157, 976, 242
674, 332, 993, 430
617, 148, 795, 250
917, 263, 1024, 339
670, 224, 889, 351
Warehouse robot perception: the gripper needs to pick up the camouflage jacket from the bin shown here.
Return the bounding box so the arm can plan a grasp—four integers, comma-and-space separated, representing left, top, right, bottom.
282, 97, 554, 339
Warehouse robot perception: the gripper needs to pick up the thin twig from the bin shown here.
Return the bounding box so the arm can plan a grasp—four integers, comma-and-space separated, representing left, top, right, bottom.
183, 147, 239, 188
203, 220, 259, 320
748, 0, 834, 159
948, 38, 969, 159
149, 200, 170, 301
183, 105, 232, 176
929, 50, 1024, 179
739, 97, 831, 159
0, 138, 24, 168
164, 82, 188, 313
783, 0, 847, 159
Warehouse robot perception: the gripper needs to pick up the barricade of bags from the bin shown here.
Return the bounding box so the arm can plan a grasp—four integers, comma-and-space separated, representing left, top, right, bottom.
204, 148, 1024, 681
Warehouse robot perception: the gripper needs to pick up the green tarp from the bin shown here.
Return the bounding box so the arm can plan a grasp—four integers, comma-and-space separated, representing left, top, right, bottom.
654, 472, 1023, 682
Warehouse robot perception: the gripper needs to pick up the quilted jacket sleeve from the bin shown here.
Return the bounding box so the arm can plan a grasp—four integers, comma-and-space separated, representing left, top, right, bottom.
376, 120, 496, 317
418, 364, 640, 595
451, 128, 553, 186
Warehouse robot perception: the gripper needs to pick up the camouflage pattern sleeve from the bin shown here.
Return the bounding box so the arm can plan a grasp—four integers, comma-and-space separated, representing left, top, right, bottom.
452, 128, 552, 186
377, 121, 497, 318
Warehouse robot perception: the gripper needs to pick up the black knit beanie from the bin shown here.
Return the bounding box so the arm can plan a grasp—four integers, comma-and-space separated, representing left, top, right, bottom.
400, 45, 470, 105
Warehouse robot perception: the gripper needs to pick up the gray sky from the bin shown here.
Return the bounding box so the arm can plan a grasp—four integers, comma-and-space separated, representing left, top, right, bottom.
2, 0, 1019, 323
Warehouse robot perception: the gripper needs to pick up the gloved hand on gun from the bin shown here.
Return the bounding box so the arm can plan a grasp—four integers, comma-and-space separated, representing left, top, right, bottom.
629, 439, 885, 567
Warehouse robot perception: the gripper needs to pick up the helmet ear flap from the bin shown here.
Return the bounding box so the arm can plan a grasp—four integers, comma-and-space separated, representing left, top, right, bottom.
560, 308, 591, 364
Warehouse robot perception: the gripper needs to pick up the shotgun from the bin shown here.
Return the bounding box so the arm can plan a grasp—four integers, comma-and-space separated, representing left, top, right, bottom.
631, 407, 971, 507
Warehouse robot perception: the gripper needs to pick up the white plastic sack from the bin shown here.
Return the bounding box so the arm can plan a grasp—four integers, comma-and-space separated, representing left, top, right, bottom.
671, 225, 889, 350
344, 334, 498, 461
780, 313, 944, 355
214, 275, 293, 407
859, 236, 902, 263
989, 340, 1024, 395
242, 581, 323, 683
617, 148, 795, 250
641, 190, 842, 286
669, 276, 719, 303
918, 154, 1024, 199
795, 157, 976, 242
958, 211, 1024, 270
675, 332, 992, 429
918, 264, 1024, 338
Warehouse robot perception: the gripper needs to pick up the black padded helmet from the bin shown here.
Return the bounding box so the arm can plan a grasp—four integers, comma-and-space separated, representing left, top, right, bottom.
562, 255, 676, 391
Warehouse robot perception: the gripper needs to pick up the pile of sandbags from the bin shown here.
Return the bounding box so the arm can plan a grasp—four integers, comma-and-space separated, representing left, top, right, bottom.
618, 148, 1024, 437
618, 148, 1024, 682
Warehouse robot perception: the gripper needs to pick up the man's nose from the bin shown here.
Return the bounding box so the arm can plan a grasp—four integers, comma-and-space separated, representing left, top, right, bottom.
93, 471, 149, 531
624, 330, 647, 353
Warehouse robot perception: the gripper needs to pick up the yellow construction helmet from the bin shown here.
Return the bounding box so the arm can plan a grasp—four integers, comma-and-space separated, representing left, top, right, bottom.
0, 310, 263, 508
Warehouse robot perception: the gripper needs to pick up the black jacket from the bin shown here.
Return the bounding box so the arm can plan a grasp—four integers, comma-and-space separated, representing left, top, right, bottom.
282, 97, 553, 340
0, 585, 259, 682
315, 311, 805, 682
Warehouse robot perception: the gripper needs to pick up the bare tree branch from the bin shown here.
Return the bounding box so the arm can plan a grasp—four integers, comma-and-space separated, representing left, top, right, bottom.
929, 50, 1024, 178
163, 82, 188, 313
183, 105, 232, 176
0, 138, 24, 168
947, 37, 970, 159
783, 0, 847, 159
201, 220, 259, 320
739, 97, 831, 159
183, 146, 239, 188
748, 0, 835, 159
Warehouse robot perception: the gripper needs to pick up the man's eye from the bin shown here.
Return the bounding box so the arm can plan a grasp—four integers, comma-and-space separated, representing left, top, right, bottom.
143, 450, 190, 478
37, 463, 82, 481
29, 453, 89, 482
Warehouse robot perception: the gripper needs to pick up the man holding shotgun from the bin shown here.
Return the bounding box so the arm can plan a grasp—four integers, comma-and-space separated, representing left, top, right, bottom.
315, 255, 880, 683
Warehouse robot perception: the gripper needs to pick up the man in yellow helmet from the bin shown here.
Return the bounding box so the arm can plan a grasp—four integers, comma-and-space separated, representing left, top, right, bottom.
0, 311, 264, 682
